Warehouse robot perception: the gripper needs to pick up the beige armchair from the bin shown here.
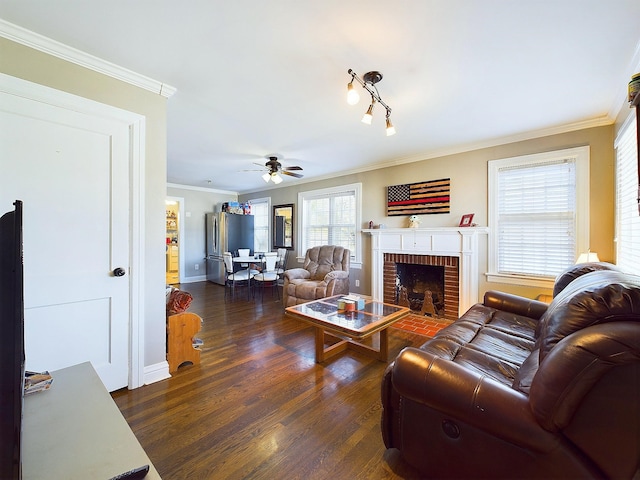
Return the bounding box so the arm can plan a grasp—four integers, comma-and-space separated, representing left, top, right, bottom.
282, 245, 350, 307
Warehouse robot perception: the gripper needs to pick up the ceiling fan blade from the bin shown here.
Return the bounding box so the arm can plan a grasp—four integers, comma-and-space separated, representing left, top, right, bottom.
284, 166, 303, 171
281, 170, 304, 178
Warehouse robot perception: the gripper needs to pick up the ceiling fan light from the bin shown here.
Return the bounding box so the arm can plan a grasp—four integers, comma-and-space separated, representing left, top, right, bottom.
385, 116, 396, 136
272, 173, 283, 184
262, 172, 271, 183
347, 81, 360, 105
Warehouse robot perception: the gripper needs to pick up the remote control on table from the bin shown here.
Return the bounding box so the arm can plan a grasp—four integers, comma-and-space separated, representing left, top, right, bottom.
108, 464, 149, 480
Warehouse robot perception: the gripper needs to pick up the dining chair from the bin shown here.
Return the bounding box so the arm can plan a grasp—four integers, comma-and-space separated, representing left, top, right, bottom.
222, 251, 251, 301
236, 248, 259, 275
275, 248, 288, 286
276, 248, 288, 275
252, 252, 280, 301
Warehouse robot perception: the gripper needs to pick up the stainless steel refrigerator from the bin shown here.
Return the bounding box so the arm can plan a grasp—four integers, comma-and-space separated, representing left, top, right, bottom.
205, 212, 255, 285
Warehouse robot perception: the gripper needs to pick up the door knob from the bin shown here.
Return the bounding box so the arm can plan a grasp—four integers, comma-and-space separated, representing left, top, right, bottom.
113, 267, 126, 277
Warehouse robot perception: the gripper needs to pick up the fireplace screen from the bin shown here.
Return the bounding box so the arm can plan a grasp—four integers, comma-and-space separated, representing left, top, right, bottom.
395, 263, 445, 317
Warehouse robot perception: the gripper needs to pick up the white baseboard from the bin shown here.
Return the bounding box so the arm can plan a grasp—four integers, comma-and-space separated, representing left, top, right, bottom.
179, 274, 207, 283
144, 361, 171, 385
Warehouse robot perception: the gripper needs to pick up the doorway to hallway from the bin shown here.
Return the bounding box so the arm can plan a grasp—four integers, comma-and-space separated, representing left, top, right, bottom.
166, 197, 184, 285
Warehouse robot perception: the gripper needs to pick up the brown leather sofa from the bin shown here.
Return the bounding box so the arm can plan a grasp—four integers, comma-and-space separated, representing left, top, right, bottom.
381, 262, 640, 479
282, 245, 350, 307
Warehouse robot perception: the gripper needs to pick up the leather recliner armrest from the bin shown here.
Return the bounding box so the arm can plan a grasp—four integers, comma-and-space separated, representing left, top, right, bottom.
391, 347, 559, 453
484, 290, 548, 319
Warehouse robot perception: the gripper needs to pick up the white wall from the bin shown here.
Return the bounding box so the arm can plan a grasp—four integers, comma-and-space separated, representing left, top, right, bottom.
240, 125, 616, 302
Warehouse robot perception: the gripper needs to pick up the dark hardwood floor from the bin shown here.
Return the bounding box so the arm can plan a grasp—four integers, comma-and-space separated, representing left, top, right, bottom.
112, 281, 427, 479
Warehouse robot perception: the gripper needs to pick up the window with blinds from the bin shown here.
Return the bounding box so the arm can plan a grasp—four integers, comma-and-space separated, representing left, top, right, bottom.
249, 197, 270, 253
298, 183, 361, 261
615, 113, 639, 273
488, 146, 590, 287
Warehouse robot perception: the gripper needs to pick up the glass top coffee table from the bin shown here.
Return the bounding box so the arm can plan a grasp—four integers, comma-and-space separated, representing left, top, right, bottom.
285, 295, 410, 363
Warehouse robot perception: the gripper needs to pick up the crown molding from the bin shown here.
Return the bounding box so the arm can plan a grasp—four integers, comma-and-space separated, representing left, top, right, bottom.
240, 114, 613, 194
167, 182, 238, 196
384, 114, 614, 169
0, 18, 176, 98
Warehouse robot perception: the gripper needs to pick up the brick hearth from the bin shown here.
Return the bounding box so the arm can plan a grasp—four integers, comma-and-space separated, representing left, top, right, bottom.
393, 313, 453, 336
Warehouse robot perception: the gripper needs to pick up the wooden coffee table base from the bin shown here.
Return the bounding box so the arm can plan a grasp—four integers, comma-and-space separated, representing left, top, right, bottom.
314, 327, 389, 363
285, 295, 409, 365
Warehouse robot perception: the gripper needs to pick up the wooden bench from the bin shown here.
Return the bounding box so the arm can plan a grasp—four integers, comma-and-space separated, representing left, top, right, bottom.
166, 287, 202, 373
167, 312, 202, 373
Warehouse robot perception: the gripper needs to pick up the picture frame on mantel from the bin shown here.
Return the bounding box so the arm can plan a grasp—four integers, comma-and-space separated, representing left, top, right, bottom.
459, 213, 474, 227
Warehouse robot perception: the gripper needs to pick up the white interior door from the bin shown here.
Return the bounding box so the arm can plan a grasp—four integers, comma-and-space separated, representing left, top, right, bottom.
0, 76, 141, 391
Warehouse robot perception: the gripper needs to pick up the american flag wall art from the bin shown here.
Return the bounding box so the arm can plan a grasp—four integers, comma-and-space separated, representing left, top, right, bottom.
387, 178, 451, 216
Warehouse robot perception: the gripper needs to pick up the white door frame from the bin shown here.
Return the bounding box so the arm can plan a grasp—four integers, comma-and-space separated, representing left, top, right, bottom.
0, 72, 146, 389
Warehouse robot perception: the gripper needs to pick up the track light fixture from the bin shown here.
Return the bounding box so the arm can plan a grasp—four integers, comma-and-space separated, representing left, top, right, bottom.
347, 69, 395, 135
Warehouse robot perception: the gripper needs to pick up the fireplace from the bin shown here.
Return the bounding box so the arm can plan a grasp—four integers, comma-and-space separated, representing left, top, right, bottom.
364, 227, 487, 318
384, 253, 459, 320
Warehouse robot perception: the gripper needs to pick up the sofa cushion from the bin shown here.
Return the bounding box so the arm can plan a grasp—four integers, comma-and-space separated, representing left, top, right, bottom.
537, 270, 640, 362
420, 304, 537, 387
512, 348, 540, 394
552, 261, 621, 297
422, 340, 522, 386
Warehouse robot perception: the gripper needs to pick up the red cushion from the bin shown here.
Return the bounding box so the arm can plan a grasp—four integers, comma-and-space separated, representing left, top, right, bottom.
167, 289, 192, 315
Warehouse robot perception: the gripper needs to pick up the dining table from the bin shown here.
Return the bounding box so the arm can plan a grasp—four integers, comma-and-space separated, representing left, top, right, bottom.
232, 255, 266, 265
232, 255, 267, 278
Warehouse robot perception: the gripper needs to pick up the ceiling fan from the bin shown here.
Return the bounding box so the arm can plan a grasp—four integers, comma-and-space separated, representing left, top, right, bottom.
251, 156, 304, 184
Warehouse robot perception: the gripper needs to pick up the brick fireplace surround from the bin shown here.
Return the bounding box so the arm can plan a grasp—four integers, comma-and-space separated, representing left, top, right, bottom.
364, 227, 488, 318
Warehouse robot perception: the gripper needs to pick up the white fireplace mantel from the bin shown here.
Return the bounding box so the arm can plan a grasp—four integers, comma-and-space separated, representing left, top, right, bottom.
363, 227, 488, 316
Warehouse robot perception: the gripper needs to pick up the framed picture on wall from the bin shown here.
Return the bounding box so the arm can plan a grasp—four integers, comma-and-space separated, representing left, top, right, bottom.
273, 204, 294, 249
459, 213, 474, 227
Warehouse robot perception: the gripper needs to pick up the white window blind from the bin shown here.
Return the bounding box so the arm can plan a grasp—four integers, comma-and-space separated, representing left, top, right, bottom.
488, 146, 589, 286
298, 183, 361, 261
615, 113, 640, 273
249, 197, 270, 253
498, 160, 576, 276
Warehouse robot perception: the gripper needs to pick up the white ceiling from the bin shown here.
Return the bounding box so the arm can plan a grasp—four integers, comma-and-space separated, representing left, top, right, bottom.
2, 1, 640, 194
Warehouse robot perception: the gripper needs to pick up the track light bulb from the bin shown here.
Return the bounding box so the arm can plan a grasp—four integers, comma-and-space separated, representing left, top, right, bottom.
385, 116, 396, 136
347, 81, 360, 105
362, 102, 375, 125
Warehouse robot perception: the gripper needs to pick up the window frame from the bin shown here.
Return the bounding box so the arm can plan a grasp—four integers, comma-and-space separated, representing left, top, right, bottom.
297, 183, 362, 264
614, 111, 639, 273
487, 146, 590, 288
